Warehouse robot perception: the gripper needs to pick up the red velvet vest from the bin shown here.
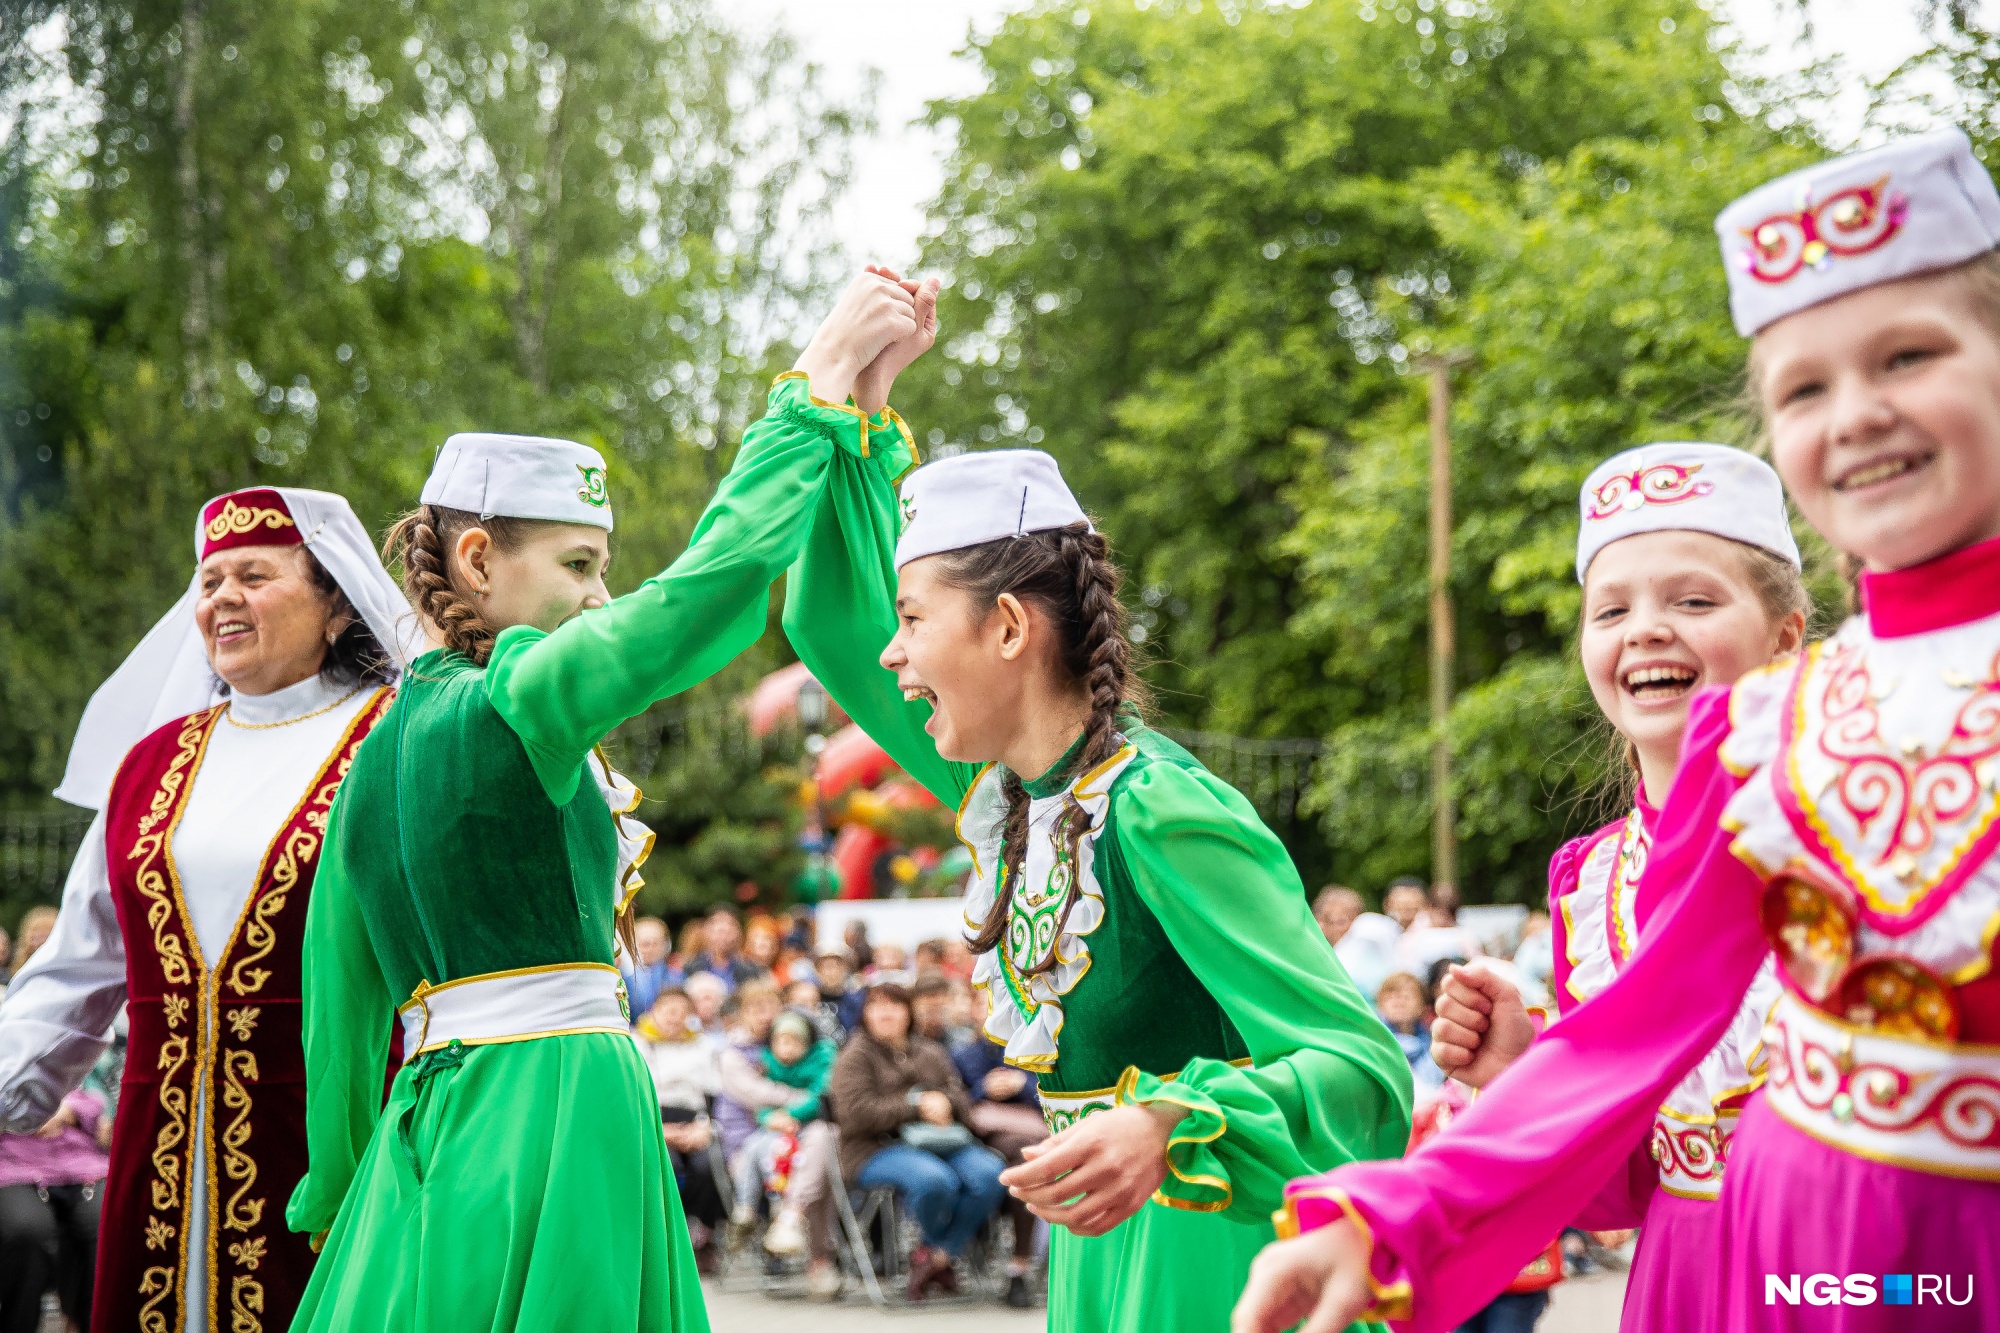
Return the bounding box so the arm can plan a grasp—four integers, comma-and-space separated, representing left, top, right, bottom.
94, 689, 391, 1333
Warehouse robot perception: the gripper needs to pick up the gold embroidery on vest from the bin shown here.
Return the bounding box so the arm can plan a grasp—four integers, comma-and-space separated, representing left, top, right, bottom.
226, 1007, 260, 1041
130, 713, 209, 989
144, 1217, 175, 1251
219, 1047, 264, 1232
148, 1035, 190, 1212
230, 1274, 266, 1333
137, 1266, 176, 1333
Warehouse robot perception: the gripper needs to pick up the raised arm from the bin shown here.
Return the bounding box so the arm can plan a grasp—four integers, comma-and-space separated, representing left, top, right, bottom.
1236, 688, 1768, 1333
287, 798, 394, 1239
0, 811, 128, 1133
779, 412, 982, 806
1114, 762, 1414, 1218
485, 274, 923, 805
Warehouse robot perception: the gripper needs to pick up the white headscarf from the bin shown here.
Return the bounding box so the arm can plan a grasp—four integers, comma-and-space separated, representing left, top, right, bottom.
53, 487, 423, 810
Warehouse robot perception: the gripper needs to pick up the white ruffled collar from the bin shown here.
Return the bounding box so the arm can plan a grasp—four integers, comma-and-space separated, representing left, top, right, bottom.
961, 740, 1137, 1074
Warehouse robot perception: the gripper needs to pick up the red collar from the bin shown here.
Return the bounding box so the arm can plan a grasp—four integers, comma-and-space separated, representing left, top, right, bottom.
1858, 535, 2000, 638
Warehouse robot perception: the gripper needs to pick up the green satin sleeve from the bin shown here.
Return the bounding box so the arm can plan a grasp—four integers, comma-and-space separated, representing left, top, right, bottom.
286, 794, 393, 1237
778, 402, 984, 807
484, 375, 860, 806
1111, 761, 1414, 1220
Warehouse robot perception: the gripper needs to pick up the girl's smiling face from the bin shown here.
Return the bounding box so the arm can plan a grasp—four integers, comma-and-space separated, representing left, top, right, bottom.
1581, 530, 1801, 775
1755, 265, 2000, 572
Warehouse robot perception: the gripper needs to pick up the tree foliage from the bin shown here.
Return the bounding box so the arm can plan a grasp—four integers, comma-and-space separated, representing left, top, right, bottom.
0, 0, 860, 918
891, 0, 1846, 900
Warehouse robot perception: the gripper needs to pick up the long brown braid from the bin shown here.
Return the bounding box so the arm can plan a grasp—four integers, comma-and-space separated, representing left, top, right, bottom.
949, 522, 1145, 976
380, 504, 534, 666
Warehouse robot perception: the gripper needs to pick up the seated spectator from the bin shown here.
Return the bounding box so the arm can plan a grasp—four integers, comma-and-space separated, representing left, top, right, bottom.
744, 916, 783, 978
1312, 885, 1365, 950
829, 984, 1006, 1301
813, 947, 864, 1036
1322, 888, 1400, 1001
633, 988, 724, 1271
1395, 883, 1484, 975
939, 937, 976, 981
911, 975, 975, 1049
0, 1087, 108, 1329
912, 938, 947, 978
781, 906, 815, 957
863, 942, 911, 986
686, 906, 765, 992
752, 1013, 838, 1271
714, 983, 839, 1296
622, 915, 684, 1017
842, 920, 874, 972
6, 907, 57, 986
684, 971, 729, 1052
635, 988, 716, 1114
785, 980, 843, 1044
1382, 877, 1429, 932
950, 988, 1045, 1308
1377, 972, 1446, 1094
1511, 908, 1555, 1011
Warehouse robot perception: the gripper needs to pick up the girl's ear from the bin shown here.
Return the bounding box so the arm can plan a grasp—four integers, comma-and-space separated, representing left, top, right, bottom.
454, 527, 492, 596
1773, 608, 1807, 660
993, 591, 1032, 662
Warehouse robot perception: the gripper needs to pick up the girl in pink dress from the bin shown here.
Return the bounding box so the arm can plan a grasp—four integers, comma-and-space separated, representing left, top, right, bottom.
1234, 126, 2000, 1333
1429, 441, 1804, 1333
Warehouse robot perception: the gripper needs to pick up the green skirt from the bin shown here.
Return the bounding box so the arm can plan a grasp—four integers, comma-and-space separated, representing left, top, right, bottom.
290, 1033, 709, 1333
1049, 1200, 1377, 1333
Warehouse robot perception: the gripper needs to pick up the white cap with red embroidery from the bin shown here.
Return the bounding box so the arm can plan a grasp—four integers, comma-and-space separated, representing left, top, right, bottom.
1576, 442, 1799, 582
1716, 127, 2000, 337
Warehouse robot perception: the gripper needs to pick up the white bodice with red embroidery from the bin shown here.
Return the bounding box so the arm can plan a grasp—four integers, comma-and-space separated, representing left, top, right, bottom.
1721, 611, 2000, 984
1560, 805, 1782, 1199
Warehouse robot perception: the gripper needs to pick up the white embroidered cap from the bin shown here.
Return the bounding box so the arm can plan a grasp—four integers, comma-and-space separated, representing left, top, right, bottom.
1716, 127, 2000, 337
421, 432, 615, 531
893, 449, 1090, 569
1576, 442, 1799, 582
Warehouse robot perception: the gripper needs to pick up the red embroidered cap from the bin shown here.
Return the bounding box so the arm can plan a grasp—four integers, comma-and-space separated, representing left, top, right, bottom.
1716, 128, 2000, 336
198, 487, 302, 560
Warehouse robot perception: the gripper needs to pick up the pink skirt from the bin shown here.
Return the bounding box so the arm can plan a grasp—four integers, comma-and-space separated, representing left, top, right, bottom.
1714, 1095, 1998, 1331
1620, 1189, 1722, 1333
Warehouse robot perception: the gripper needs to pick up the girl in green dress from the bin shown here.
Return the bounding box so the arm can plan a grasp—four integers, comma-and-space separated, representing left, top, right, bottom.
780, 274, 1414, 1332
283, 273, 922, 1333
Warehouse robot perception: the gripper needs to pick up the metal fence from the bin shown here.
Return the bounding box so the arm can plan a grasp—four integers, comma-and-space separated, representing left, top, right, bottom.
0, 808, 94, 908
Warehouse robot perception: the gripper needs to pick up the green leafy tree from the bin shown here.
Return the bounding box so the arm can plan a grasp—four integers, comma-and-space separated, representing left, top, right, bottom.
892, 0, 1842, 898
0, 0, 862, 930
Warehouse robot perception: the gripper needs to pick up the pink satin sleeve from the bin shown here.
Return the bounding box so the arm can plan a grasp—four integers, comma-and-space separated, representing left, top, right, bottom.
1545, 834, 1587, 1009
1282, 687, 1770, 1332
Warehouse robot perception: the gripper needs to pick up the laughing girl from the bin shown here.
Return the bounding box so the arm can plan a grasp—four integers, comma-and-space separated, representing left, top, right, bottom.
1235, 126, 2000, 1333
781, 275, 1413, 1332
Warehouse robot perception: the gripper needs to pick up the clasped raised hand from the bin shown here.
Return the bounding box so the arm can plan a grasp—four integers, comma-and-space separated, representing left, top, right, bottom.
792, 270, 923, 406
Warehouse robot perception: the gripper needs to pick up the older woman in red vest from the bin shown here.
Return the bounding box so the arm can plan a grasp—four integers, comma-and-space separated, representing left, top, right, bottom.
0, 487, 419, 1333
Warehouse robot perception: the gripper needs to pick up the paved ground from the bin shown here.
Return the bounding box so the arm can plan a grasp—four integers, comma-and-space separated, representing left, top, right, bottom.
701, 1271, 1629, 1330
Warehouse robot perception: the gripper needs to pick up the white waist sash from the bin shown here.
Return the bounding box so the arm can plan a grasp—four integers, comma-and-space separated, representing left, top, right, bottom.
398, 963, 632, 1061
1762, 991, 2000, 1181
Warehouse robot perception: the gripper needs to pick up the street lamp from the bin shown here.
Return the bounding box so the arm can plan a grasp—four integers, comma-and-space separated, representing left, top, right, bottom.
795, 677, 833, 903
1414, 349, 1472, 895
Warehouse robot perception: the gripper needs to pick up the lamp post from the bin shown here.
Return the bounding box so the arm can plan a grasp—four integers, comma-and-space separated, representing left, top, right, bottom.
1415, 349, 1472, 893
795, 678, 833, 903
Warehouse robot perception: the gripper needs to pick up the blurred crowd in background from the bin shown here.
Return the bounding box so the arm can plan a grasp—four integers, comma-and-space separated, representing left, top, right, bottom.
0, 877, 1568, 1323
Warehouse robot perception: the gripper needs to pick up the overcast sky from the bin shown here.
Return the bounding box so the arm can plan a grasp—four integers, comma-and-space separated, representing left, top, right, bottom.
730, 0, 1957, 271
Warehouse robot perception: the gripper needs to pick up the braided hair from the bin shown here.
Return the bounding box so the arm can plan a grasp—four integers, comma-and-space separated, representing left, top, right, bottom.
380, 505, 535, 666
945, 522, 1145, 976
